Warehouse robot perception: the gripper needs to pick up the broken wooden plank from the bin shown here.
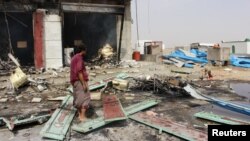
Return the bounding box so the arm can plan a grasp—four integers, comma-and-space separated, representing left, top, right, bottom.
103, 95, 126, 122
194, 111, 250, 125
129, 112, 207, 141
40, 95, 76, 141
72, 99, 159, 133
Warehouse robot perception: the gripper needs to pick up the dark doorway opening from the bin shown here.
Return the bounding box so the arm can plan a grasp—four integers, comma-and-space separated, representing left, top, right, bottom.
63, 13, 117, 61
0, 12, 34, 66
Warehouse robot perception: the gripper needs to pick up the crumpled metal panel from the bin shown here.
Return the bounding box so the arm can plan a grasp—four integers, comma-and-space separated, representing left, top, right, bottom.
40, 95, 76, 141
72, 99, 159, 133
130, 112, 207, 141
0, 114, 51, 131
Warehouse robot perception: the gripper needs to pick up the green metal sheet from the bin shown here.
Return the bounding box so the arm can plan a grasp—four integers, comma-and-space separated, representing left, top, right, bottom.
14, 114, 50, 126
124, 100, 159, 115
0, 114, 50, 130
194, 111, 250, 125
129, 113, 207, 141
67, 73, 129, 93
72, 99, 159, 133
40, 95, 76, 140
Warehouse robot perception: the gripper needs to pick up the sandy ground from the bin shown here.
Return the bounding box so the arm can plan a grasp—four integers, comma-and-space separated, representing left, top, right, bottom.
0, 61, 250, 141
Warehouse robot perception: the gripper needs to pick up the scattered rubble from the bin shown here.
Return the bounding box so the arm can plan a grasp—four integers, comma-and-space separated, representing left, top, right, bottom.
130, 75, 188, 96
31, 98, 42, 103
1, 52, 250, 141
90, 44, 118, 67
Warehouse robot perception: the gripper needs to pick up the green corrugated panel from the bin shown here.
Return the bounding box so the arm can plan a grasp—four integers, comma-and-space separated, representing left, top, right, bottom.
72, 99, 159, 133
194, 111, 250, 125
40, 95, 76, 140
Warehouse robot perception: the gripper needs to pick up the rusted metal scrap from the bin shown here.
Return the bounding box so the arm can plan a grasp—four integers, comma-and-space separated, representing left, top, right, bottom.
130, 75, 188, 96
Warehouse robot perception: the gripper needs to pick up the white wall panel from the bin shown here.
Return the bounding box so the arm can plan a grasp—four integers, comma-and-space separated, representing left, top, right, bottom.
44, 14, 63, 69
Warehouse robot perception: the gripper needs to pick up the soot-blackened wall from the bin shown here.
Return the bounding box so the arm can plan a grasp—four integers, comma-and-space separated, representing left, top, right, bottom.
63, 13, 117, 60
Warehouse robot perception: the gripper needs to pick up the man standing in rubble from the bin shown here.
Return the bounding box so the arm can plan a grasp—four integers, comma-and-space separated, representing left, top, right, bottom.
70, 44, 90, 121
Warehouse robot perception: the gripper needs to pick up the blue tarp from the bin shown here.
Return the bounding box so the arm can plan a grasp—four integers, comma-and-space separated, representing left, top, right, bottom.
166, 50, 208, 64
190, 49, 207, 58
230, 55, 250, 68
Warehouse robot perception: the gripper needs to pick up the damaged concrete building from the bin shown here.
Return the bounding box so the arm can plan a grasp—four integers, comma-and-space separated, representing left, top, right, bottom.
0, 0, 132, 69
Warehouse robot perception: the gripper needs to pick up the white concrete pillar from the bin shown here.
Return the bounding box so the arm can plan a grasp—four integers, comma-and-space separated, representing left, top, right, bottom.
117, 0, 132, 60
43, 14, 63, 69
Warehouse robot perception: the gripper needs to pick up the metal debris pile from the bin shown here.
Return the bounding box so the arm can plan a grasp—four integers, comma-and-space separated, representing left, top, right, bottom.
130, 75, 188, 96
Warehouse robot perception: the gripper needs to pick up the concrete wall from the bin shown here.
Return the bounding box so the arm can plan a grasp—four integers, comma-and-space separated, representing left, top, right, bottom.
44, 14, 63, 69
117, 1, 132, 60
221, 42, 248, 54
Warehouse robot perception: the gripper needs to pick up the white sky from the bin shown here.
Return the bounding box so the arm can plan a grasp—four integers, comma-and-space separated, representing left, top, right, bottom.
131, 0, 250, 48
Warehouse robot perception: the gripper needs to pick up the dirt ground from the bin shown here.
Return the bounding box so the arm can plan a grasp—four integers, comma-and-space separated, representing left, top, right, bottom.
0, 61, 250, 141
